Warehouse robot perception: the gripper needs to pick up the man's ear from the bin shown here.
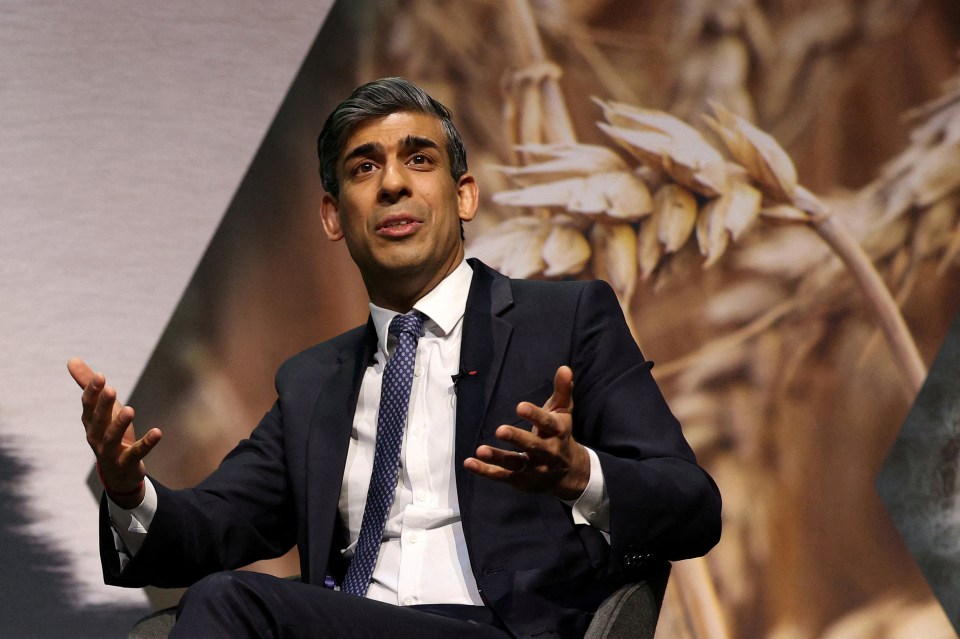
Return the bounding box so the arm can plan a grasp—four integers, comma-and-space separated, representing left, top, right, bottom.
320, 193, 344, 241
456, 173, 479, 223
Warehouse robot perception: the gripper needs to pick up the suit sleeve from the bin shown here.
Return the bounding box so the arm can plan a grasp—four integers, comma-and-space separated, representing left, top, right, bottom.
98, 402, 297, 588
568, 280, 721, 565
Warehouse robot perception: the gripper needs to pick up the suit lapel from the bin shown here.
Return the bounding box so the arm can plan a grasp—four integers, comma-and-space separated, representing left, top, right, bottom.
455, 260, 514, 490
304, 318, 376, 582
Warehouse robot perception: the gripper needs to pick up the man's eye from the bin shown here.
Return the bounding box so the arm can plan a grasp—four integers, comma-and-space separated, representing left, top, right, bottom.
355, 162, 376, 174
409, 154, 430, 165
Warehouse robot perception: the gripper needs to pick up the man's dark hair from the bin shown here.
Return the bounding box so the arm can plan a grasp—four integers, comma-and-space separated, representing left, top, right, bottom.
317, 77, 468, 199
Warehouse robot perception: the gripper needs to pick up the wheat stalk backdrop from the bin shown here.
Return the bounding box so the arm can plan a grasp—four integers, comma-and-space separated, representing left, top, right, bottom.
358, 1, 960, 637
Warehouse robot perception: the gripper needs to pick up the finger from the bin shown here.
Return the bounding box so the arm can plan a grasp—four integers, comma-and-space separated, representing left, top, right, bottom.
120, 427, 163, 465
515, 402, 564, 437
474, 444, 530, 472
88, 385, 120, 447
91, 383, 117, 427
92, 379, 128, 427
494, 425, 560, 459
67, 357, 95, 389
102, 404, 136, 448
80, 372, 106, 424
93, 392, 130, 452
463, 457, 517, 482
543, 365, 574, 413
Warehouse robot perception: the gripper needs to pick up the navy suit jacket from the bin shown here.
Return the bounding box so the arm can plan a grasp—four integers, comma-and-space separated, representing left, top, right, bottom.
100, 259, 721, 638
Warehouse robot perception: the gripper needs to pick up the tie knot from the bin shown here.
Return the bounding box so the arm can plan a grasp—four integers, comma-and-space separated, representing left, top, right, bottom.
389, 311, 424, 339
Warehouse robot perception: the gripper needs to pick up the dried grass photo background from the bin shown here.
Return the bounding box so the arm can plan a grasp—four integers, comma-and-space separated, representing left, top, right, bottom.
358, 1, 960, 636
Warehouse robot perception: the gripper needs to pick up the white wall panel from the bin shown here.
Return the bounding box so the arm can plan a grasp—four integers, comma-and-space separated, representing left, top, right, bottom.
0, 0, 335, 607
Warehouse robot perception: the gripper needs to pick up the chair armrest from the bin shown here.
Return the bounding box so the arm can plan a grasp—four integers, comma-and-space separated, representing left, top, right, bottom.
584, 562, 671, 639
128, 607, 177, 639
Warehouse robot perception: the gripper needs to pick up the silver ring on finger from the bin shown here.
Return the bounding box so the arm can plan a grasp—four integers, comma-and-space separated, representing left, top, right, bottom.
516, 451, 529, 473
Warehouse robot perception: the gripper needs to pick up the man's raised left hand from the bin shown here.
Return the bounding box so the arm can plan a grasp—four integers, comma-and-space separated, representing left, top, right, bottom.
464, 365, 591, 501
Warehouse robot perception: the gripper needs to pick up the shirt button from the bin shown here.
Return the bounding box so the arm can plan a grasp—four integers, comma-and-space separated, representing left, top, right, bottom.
411, 427, 422, 437
414, 367, 423, 377
416, 491, 428, 503
408, 532, 419, 544
402, 596, 414, 605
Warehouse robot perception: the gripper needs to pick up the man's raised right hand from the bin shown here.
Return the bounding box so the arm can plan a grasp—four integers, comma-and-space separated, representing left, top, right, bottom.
67, 357, 161, 509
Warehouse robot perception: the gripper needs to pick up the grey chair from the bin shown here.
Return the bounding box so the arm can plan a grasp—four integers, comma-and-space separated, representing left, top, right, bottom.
128, 608, 180, 639
129, 564, 670, 639
583, 562, 670, 639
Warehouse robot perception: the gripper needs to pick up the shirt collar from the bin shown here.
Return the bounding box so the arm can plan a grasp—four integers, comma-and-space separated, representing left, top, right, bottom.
369, 260, 473, 356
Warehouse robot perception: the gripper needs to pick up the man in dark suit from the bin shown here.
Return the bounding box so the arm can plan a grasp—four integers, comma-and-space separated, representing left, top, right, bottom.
70, 78, 721, 638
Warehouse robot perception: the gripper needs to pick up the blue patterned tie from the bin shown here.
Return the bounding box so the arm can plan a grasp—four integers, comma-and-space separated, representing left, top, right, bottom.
342, 311, 425, 596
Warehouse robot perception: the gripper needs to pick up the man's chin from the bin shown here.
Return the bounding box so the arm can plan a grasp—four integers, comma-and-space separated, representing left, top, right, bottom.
360, 251, 426, 277
357, 238, 463, 284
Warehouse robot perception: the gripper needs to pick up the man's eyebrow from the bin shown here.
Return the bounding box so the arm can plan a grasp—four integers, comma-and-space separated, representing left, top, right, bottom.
399, 135, 441, 153
342, 141, 384, 165
341, 136, 440, 165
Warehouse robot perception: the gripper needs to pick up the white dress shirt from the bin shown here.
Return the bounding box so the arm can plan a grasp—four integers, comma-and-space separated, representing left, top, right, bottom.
108, 260, 610, 598
341, 259, 481, 605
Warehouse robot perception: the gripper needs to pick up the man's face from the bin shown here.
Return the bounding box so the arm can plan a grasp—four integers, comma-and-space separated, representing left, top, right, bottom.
320, 111, 477, 304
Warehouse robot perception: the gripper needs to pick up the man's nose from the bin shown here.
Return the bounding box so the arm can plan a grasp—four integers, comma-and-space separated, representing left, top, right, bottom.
377, 162, 411, 204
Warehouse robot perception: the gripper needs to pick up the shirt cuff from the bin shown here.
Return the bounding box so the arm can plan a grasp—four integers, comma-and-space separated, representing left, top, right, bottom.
107, 477, 158, 567
562, 447, 610, 533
